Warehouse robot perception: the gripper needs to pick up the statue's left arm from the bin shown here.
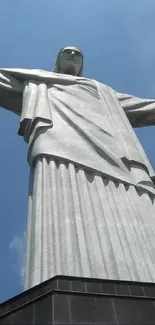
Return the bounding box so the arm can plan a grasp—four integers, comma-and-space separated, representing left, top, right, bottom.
0, 69, 53, 143
0, 70, 24, 115
116, 91, 155, 127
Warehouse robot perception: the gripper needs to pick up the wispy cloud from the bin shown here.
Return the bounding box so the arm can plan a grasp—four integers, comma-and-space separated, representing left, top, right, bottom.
9, 231, 26, 285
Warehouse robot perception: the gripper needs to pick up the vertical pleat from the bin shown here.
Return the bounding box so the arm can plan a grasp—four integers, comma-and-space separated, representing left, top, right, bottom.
95, 177, 126, 279
115, 183, 144, 280
24, 167, 33, 289
41, 158, 50, 282
24, 157, 155, 290
126, 187, 155, 281
29, 158, 43, 286
77, 169, 107, 278
50, 159, 61, 274
69, 164, 91, 276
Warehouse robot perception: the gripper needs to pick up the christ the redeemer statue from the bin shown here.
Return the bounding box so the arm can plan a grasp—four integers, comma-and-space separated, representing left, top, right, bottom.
1, 46, 155, 289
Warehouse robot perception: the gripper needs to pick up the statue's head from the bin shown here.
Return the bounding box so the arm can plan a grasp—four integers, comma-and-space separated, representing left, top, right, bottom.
53, 46, 83, 76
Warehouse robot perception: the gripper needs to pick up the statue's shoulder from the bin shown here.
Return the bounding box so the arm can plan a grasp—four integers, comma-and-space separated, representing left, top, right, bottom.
91, 78, 114, 92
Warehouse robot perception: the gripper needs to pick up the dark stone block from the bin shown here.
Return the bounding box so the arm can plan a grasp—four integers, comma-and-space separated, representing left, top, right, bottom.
129, 284, 145, 296
143, 285, 155, 297
100, 281, 116, 294
1, 275, 155, 325
57, 278, 71, 291
114, 298, 155, 325
0, 304, 7, 317
139, 300, 155, 325
70, 294, 98, 324
36, 285, 47, 297
0, 314, 13, 325
45, 279, 58, 293
96, 296, 117, 324
8, 300, 18, 311
26, 290, 37, 302
114, 298, 141, 325
71, 279, 85, 292
16, 303, 35, 325
86, 281, 102, 294
17, 296, 27, 307
34, 295, 52, 324
2, 303, 35, 325
114, 283, 130, 296
53, 293, 71, 324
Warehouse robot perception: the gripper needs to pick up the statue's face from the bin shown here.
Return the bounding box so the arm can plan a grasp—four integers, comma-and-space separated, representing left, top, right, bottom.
59, 46, 82, 76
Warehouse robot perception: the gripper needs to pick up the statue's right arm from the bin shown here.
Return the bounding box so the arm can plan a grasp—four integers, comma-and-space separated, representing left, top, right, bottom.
0, 70, 24, 116
115, 90, 155, 128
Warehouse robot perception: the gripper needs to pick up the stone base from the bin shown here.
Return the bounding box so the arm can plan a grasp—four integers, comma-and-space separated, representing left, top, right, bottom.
1, 275, 155, 324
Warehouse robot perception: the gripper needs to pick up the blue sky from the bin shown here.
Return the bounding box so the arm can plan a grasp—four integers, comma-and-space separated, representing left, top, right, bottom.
0, 0, 155, 303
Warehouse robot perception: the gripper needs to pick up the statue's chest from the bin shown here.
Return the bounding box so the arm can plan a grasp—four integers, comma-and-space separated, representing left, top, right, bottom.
47, 81, 116, 136
48, 81, 104, 117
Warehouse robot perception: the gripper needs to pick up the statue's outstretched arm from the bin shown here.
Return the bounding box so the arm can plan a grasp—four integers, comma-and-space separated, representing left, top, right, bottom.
0, 70, 24, 115
116, 91, 155, 127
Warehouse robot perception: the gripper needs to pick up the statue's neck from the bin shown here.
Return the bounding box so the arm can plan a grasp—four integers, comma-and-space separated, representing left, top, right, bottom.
59, 67, 78, 76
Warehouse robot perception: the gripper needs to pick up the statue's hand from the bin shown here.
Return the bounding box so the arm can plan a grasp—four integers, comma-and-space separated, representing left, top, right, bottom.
0, 70, 23, 91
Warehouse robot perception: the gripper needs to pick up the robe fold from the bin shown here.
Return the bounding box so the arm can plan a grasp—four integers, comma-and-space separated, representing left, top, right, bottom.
0, 68, 155, 288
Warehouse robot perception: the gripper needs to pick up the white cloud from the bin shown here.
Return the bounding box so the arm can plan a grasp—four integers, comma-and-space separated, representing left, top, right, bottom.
9, 230, 26, 285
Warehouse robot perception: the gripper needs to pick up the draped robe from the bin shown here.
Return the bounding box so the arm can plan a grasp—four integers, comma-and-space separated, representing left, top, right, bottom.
0, 68, 155, 289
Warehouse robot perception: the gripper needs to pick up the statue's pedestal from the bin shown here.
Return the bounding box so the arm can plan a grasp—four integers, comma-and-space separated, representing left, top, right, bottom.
1, 275, 155, 324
